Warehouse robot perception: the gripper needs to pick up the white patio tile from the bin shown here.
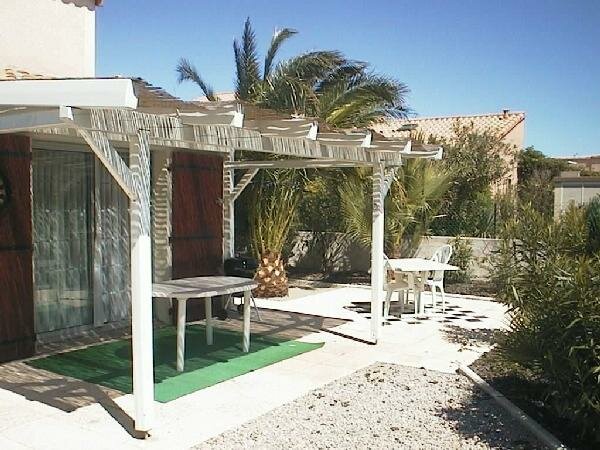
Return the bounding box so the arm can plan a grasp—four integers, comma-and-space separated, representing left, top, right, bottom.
0, 435, 33, 450
2, 415, 133, 450
0, 285, 506, 449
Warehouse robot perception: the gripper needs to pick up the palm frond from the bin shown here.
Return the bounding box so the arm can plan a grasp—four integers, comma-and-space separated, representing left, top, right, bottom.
264, 28, 298, 80
275, 50, 346, 83
175, 58, 216, 101
234, 17, 261, 100
318, 74, 409, 127
339, 161, 451, 257
261, 51, 348, 115
249, 169, 305, 257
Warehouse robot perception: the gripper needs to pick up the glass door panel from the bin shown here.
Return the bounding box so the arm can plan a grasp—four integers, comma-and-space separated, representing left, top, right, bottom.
32, 150, 93, 333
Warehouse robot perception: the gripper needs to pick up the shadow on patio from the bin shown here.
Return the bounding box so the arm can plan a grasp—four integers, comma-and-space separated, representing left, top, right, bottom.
0, 308, 346, 435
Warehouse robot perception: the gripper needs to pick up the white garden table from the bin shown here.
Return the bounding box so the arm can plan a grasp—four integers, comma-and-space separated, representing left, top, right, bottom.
152, 276, 258, 372
386, 258, 458, 316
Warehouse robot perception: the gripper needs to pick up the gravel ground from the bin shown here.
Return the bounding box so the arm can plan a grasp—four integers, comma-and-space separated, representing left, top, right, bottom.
197, 363, 545, 450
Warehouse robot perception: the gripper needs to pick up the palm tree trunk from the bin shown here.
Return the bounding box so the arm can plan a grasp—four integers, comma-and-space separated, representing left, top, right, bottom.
253, 250, 289, 298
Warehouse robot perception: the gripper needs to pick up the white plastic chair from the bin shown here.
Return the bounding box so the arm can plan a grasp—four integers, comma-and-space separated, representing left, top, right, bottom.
425, 244, 453, 313
383, 254, 411, 320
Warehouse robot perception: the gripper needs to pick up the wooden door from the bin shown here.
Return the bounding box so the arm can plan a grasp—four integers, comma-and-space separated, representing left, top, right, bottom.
0, 135, 34, 362
171, 153, 223, 320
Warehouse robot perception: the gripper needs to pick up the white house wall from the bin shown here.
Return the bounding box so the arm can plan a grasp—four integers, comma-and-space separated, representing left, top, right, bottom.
0, 0, 97, 77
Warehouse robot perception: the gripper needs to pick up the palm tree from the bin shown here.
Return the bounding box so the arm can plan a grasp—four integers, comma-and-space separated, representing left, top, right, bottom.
177, 18, 410, 296
339, 159, 451, 258
177, 17, 409, 124
249, 169, 305, 297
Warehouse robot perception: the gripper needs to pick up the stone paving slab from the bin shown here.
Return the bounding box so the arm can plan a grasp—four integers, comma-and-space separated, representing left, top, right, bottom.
0, 286, 508, 449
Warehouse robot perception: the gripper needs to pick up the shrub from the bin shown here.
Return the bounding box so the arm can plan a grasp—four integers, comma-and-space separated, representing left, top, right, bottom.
446, 236, 473, 284
490, 204, 600, 444
586, 196, 600, 254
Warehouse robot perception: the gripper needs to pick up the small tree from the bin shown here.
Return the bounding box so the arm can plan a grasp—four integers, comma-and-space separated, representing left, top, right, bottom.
517, 146, 569, 217
445, 236, 473, 284
431, 124, 512, 237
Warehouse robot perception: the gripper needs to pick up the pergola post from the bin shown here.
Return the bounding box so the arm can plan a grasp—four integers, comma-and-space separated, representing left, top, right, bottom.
370, 160, 386, 343
129, 130, 154, 433
223, 149, 235, 259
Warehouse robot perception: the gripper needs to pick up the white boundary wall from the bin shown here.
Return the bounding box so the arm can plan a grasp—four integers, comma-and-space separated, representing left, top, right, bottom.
288, 232, 500, 279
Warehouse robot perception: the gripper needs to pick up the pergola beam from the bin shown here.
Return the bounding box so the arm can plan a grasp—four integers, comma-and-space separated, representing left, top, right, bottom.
225, 159, 377, 170
0, 106, 72, 133
0, 106, 444, 165
232, 169, 259, 201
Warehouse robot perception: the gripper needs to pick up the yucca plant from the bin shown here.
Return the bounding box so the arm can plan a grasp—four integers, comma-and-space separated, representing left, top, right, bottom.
339, 159, 451, 257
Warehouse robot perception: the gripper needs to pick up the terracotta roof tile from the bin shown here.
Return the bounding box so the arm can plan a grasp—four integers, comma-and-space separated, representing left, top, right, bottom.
373, 110, 525, 142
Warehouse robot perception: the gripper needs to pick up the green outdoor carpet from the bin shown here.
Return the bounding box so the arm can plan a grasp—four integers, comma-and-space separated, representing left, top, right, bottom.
27, 325, 323, 402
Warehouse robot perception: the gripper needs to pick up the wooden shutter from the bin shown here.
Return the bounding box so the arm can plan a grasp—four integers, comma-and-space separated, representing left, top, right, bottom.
171, 153, 223, 321
0, 135, 34, 362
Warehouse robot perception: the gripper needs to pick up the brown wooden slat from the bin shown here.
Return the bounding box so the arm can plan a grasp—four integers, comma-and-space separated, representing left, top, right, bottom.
0, 135, 34, 362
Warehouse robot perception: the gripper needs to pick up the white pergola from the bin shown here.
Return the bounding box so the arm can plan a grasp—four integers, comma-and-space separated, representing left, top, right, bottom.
0, 78, 442, 434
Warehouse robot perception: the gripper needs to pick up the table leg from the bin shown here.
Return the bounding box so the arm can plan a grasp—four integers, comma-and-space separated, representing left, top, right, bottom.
417, 271, 426, 316
407, 273, 417, 314
205, 297, 213, 345
242, 290, 251, 352
176, 298, 187, 372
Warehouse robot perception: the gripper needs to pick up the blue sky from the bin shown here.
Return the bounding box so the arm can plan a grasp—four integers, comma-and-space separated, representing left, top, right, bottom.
97, 0, 600, 156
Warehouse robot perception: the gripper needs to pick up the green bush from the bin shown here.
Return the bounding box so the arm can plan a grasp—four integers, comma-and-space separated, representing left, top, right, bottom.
490, 204, 600, 444
446, 236, 473, 284
586, 196, 600, 254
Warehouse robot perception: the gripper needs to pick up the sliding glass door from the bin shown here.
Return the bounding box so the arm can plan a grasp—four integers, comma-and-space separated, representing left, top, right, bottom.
93, 159, 131, 324
32, 150, 93, 333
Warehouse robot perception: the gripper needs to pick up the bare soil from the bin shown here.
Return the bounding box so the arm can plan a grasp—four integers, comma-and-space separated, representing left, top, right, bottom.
471, 347, 594, 450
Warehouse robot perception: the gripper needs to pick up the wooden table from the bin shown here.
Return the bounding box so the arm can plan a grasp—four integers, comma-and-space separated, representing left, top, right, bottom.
386, 258, 458, 316
152, 276, 258, 371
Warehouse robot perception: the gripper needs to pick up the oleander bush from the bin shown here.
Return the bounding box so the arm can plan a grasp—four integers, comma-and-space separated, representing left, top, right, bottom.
446, 236, 473, 284
490, 202, 600, 444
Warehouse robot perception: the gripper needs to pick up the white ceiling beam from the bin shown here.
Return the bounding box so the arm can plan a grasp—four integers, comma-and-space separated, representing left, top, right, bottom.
0, 79, 138, 108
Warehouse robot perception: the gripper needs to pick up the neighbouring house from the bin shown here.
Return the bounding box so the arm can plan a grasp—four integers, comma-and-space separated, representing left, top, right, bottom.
555, 154, 600, 173
553, 171, 600, 219
373, 109, 526, 192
